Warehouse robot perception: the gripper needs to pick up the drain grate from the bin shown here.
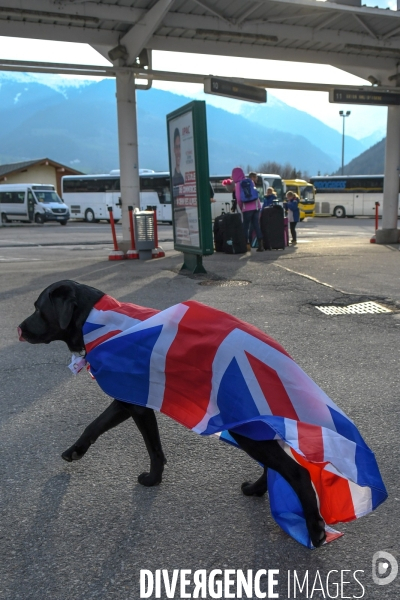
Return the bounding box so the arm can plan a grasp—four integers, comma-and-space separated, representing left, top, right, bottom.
198, 280, 250, 287
315, 301, 392, 316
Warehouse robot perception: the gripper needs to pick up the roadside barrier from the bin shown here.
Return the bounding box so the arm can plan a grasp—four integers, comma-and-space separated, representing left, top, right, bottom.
370, 201, 380, 244
108, 206, 125, 260
126, 205, 139, 259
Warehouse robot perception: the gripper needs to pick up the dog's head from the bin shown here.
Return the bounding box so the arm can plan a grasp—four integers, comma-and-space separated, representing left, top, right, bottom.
18, 280, 104, 352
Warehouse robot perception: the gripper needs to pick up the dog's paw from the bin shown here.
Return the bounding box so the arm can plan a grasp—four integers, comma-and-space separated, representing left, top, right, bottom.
307, 518, 326, 548
138, 471, 163, 487
241, 481, 267, 497
61, 443, 90, 462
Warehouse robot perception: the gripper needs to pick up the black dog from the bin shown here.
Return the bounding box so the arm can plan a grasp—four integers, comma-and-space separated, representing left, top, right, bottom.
18, 280, 326, 547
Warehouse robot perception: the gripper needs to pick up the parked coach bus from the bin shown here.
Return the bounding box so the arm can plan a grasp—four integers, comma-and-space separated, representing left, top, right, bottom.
283, 179, 315, 220
210, 173, 284, 218
62, 171, 172, 223
309, 175, 399, 218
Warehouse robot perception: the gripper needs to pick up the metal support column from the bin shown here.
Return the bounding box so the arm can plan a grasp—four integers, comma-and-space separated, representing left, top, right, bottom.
116, 70, 140, 252
376, 105, 400, 244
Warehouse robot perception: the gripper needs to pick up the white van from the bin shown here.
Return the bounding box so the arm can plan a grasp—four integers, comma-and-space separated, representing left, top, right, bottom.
0, 183, 70, 225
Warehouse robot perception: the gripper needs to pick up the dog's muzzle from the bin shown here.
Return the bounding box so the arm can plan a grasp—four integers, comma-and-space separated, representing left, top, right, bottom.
17, 326, 26, 342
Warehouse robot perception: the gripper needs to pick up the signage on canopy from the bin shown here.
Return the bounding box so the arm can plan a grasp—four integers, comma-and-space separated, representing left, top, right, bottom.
204, 77, 267, 104
330, 88, 400, 106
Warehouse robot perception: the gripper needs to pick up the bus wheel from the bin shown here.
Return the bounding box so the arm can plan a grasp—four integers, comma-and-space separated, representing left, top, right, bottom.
35, 213, 45, 224
333, 206, 346, 218
1, 213, 9, 224
113, 219, 119, 224
85, 209, 96, 223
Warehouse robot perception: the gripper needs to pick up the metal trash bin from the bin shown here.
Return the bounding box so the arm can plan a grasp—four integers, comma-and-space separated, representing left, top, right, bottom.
134, 210, 155, 260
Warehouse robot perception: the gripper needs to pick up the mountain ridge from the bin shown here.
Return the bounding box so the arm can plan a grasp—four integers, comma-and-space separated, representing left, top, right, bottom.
0, 75, 380, 176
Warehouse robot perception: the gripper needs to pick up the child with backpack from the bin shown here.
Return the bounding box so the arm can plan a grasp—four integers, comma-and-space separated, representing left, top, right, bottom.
232, 167, 264, 252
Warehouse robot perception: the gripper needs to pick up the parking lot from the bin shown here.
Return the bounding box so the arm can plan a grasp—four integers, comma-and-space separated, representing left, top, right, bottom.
1, 216, 400, 599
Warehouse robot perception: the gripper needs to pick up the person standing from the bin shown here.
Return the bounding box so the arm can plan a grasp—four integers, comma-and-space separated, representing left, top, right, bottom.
284, 191, 300, 245
232, 167, 264, 252
172, 128, 184, 187
263, 187, 277, 208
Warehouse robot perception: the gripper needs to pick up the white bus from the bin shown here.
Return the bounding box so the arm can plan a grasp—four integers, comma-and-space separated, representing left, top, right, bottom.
62, 171, 172, 223
210, 173, 284, 218
310, 175, 399, 218
0, 183, 70, 225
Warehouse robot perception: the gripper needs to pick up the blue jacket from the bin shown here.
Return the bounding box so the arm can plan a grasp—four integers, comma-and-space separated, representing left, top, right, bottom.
284, 199, 300, 222
263, 194, 277, 208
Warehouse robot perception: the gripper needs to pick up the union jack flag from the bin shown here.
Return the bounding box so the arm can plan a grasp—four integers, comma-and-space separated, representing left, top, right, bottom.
83, 295, 387, 548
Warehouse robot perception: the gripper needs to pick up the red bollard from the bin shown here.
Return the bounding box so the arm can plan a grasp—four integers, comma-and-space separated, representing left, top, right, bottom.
126, 205, 139, 259
108, 206, 125, 260
151, 209, 165, 258
375, 201, 380, 231
370, 202, 380, 243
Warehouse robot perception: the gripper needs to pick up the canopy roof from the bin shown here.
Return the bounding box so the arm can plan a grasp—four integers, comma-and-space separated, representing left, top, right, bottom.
1, 0, 400, 84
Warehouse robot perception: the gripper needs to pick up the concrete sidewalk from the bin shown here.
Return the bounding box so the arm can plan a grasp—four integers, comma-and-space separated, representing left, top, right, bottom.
1, 234, 400, 600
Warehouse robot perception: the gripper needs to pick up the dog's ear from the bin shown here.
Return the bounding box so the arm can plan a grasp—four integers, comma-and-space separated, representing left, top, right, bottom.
49, 283, 77, 330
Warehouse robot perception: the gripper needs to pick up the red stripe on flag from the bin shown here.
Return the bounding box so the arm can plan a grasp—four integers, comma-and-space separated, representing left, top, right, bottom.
245, 352, 299, 420
298, 422, 325, 462
291, 448, 357, 524
162, 303, 240, 429
95, 295, 159, 321
162, 301, 292, 429
85, 330, 122, 353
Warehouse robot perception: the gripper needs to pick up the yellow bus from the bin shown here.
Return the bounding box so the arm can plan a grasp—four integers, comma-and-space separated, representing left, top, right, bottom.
283, 179, 315, 220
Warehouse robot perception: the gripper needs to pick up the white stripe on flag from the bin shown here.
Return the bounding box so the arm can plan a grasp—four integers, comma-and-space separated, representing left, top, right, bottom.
322, 428, 358, 483
283, 419, 299, 451
84, 308, 141, 345
348, 479, 373, 518
147, 304, 189, 411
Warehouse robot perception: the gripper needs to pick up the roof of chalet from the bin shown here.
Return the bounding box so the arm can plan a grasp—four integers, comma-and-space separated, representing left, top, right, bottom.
0, 158, 82, 179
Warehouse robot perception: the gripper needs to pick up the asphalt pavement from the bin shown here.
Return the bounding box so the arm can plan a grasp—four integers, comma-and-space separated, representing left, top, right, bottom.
1, 218, 400, 600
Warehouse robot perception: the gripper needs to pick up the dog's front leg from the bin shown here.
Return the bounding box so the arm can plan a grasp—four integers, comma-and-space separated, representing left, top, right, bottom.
62, 399, 131, 462
126, 405, 167, 487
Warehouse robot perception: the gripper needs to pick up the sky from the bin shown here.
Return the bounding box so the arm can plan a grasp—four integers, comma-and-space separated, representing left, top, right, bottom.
0, 34, 389, 142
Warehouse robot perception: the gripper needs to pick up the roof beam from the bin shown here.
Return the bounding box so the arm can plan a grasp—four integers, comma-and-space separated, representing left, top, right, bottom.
252, 0, 400, 20
161, 11, 400, 50
4, 57, 398, 93
0, 18, 118, 45
235, 3, 263, 26
352, 14, 378, 40
382, 25, 400, 41
0, 0, 144, 24
190, 0, 233, 25
117, 0, 175, 66
148, 34, 396, 72
313, 13, 342, 32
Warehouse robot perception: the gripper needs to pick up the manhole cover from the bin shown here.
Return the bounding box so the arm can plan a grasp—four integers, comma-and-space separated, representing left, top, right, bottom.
198, 280, 250, 287
315, 301, 392, 315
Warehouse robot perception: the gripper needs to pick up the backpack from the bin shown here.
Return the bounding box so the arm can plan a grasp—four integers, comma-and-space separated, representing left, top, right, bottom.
240, 178, 259, 203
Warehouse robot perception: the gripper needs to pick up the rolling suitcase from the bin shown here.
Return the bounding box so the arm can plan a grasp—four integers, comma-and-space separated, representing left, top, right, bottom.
260, 205, 285, 250
222, 213, 247, 254
213, 214, 225, 252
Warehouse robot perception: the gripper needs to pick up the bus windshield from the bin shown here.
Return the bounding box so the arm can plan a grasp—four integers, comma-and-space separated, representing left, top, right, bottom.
300, 185, 315, 203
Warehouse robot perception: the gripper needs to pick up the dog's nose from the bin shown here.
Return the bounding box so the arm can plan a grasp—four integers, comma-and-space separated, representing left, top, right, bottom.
17, 326, 26, 342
